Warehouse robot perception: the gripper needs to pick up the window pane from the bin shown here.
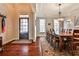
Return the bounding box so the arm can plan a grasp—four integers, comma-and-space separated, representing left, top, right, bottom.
22, 23, 26, 25
40, 19, 45, 32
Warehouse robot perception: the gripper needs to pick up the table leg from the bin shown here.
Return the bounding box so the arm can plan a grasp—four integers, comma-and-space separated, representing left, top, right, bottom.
53, 37, 56, 50
59, 36, 63, 51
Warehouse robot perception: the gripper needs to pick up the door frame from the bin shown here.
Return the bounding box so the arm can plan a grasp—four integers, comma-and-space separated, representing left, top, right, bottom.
19, 17, 29, 39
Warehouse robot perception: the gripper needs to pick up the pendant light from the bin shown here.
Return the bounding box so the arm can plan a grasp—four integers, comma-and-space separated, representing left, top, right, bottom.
58, 4, 63, 21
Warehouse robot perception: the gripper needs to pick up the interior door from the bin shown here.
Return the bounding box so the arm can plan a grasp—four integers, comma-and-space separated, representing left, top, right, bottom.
19, 18, 29, 39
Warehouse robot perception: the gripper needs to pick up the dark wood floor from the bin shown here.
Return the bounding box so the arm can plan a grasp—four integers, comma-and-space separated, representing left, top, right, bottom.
0, 39, 42, 56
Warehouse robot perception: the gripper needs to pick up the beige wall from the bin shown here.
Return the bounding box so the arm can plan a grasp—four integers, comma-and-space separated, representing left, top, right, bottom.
0, 17, 2, 33
0, 4, 14, 45
3, 4, 17, 44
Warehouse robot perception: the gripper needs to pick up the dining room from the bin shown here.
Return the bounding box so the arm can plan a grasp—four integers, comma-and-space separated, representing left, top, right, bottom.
39, 3, 79, 56
45, 16, 79, 56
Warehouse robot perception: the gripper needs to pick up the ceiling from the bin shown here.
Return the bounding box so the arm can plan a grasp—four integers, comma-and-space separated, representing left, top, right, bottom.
0, 3, 34, 15
0, 3, 79, 18
36, 3, 79, 18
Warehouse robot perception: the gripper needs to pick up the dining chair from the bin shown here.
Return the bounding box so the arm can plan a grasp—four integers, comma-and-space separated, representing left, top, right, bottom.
52, 29, 59, 50
71, 29, 79, 55
46, 30, 50, 43
63, 29, 73, 50
58, 29, 73, 52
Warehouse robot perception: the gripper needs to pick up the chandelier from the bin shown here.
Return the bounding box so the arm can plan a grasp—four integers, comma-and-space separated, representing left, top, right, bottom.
58, 3, 63, 21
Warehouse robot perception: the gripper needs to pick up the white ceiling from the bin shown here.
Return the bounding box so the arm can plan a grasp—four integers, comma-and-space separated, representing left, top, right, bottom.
36, 3, 79, 18
0, 3, 79, 18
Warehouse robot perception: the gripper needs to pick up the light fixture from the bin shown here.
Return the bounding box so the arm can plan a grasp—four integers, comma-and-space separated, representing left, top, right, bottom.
58, 4, 61, 18
58, 3, 64, 21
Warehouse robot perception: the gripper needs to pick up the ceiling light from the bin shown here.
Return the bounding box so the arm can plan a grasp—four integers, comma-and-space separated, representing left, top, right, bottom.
58, 4, 64, 21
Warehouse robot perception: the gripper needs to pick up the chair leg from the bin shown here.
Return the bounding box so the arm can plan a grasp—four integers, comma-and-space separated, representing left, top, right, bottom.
66, 41, 74, 55
53, 39, 55, 50
71, 43, 76, 56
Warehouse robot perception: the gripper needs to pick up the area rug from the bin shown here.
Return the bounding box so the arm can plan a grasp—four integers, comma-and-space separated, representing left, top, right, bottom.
40, 37, 79, 56
12, 40, 32, 44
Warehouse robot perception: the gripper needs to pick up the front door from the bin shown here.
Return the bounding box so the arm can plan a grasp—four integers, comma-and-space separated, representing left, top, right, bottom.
19, 18, 29, 39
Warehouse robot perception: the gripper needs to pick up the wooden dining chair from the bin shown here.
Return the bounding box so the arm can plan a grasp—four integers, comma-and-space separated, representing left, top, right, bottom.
63, 29, 73, 50
52, 29, 59, 50
71, 29, 79, 55
46, 30, 50, 42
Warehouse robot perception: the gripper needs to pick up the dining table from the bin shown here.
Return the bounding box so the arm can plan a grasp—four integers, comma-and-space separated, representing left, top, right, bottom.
59, 32, 73, 51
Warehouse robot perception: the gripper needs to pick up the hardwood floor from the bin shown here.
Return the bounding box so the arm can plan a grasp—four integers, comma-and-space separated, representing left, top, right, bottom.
0, 39, 42, 56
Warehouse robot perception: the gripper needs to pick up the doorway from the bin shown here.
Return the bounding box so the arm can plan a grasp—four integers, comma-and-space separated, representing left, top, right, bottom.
19, 17, 29, 39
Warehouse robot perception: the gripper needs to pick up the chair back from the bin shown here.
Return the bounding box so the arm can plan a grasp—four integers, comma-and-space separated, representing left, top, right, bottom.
73, 29, 79, 42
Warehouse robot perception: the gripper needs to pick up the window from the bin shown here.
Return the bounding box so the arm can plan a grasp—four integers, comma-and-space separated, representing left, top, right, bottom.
19, 15, 29, 33
40, 19, 45, 32
54, 19, 59, 34
20, 18, 28, 33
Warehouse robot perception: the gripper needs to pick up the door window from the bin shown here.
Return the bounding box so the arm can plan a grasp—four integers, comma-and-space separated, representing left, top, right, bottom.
20, 18, 28, 33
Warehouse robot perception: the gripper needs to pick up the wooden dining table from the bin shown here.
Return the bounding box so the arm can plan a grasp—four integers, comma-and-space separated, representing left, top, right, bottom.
59, 32, 73, 51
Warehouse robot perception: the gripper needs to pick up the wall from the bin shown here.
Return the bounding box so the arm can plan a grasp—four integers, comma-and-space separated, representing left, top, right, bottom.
0, 17, 2, 33
3, 4, 17, 45
0, 4, 14, 45
36, 17, 54, 37
0, 4, 7, 39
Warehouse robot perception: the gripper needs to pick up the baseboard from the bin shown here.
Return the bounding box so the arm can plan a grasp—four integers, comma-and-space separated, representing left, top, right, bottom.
13, 37, 19, 40
2, 37, 19, 45
3, 40, 14, 46
33, 39, 36, 42
2, 39, 15, 45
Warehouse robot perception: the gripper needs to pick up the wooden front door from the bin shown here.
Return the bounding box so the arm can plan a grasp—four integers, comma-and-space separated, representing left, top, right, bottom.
19, 18, 29, 39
